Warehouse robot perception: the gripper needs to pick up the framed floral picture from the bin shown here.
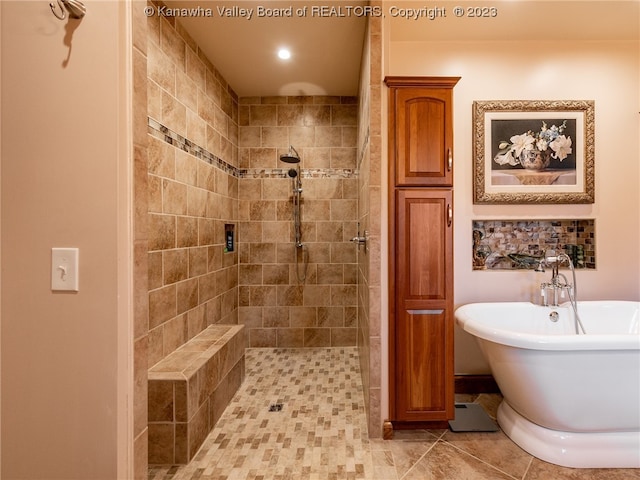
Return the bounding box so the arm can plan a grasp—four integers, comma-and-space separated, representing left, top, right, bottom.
473, 100, 595, 204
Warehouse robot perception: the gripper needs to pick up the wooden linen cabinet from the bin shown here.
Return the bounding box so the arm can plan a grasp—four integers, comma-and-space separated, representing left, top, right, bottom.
385, 76, 460, 428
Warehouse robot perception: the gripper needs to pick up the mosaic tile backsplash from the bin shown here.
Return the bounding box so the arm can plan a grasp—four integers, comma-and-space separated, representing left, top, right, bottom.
472, 220, 596, 270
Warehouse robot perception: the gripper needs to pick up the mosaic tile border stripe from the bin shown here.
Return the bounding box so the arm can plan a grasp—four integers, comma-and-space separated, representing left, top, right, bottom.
148, 117, 241, 178
148, 118, 358, 180
241, 167, 357, 179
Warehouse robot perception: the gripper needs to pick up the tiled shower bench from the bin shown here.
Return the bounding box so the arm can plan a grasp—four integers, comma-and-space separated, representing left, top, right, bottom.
148, 324, 245, 464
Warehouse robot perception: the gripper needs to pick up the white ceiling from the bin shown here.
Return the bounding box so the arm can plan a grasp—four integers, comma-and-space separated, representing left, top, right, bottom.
164, 0, 368, 97
387, 0, 639, 43
164, 1, 639, 98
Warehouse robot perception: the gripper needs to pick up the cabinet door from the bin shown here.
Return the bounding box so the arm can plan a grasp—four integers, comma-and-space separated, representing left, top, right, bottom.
394, 189, 454, 421
393, 87, 454, 187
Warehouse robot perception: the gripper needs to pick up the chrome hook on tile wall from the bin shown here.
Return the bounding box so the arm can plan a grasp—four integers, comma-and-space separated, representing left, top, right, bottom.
50, 0, 86, 21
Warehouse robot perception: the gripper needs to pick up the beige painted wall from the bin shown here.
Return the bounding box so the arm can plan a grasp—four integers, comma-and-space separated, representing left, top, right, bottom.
384, 9, 640, 376
1, 1, 132, 478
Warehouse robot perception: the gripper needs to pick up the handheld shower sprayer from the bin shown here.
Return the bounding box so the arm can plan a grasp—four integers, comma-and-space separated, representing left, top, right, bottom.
279, 146, 307, 282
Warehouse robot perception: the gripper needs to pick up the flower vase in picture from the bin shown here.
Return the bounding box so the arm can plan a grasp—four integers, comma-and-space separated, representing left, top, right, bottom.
493, 120, 573, 171
519, 148, 552, 171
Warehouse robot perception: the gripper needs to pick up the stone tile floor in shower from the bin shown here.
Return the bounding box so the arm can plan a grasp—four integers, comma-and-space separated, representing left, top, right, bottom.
149, 347, 639, 480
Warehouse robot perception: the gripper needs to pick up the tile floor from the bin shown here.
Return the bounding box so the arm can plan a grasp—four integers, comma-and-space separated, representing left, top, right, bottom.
149, 347, 640, 480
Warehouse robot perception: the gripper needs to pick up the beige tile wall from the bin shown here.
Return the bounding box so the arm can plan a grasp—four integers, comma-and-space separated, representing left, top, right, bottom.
356, 11, 384, 438
146, 1, 239, 368
238, 96, 359, 348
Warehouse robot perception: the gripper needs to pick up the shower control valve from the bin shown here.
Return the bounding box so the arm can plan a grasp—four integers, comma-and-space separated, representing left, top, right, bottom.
350, 231, 368, 250
350, 223, 368, 250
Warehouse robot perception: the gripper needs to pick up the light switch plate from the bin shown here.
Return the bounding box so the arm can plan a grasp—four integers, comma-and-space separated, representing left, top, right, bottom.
51, 248, 79, 291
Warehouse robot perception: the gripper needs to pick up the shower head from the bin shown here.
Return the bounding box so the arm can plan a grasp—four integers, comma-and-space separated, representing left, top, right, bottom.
280, 145, 300, 164
287, 168, 298, 178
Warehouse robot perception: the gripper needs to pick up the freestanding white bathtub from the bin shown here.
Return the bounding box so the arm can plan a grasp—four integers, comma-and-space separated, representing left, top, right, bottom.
455, 301, 640, 468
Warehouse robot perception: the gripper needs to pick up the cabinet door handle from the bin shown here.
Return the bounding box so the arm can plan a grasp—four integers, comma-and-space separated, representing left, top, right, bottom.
447, 149, 453, 171
447, 204, 452, 227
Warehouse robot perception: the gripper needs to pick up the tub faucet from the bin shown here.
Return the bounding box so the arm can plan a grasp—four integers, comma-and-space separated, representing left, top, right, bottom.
535, 250, 586, 334
537, 250, 573, 307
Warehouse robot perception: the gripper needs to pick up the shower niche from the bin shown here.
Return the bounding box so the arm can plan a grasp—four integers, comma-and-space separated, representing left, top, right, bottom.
224, 224, 235, 253
472, 219, 596, 270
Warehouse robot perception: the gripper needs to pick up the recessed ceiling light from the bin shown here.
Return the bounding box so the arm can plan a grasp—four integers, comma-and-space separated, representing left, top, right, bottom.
278, 48, 291, 60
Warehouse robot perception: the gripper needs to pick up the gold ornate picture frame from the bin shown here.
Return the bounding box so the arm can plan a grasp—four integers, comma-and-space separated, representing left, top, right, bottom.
473, 100, 595, 204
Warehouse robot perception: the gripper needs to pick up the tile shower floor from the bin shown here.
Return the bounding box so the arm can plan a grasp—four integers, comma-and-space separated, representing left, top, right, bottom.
149, 347, 639, 480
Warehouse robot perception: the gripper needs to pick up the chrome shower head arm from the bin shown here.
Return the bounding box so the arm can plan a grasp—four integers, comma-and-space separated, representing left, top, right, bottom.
279, 145, 301, 164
